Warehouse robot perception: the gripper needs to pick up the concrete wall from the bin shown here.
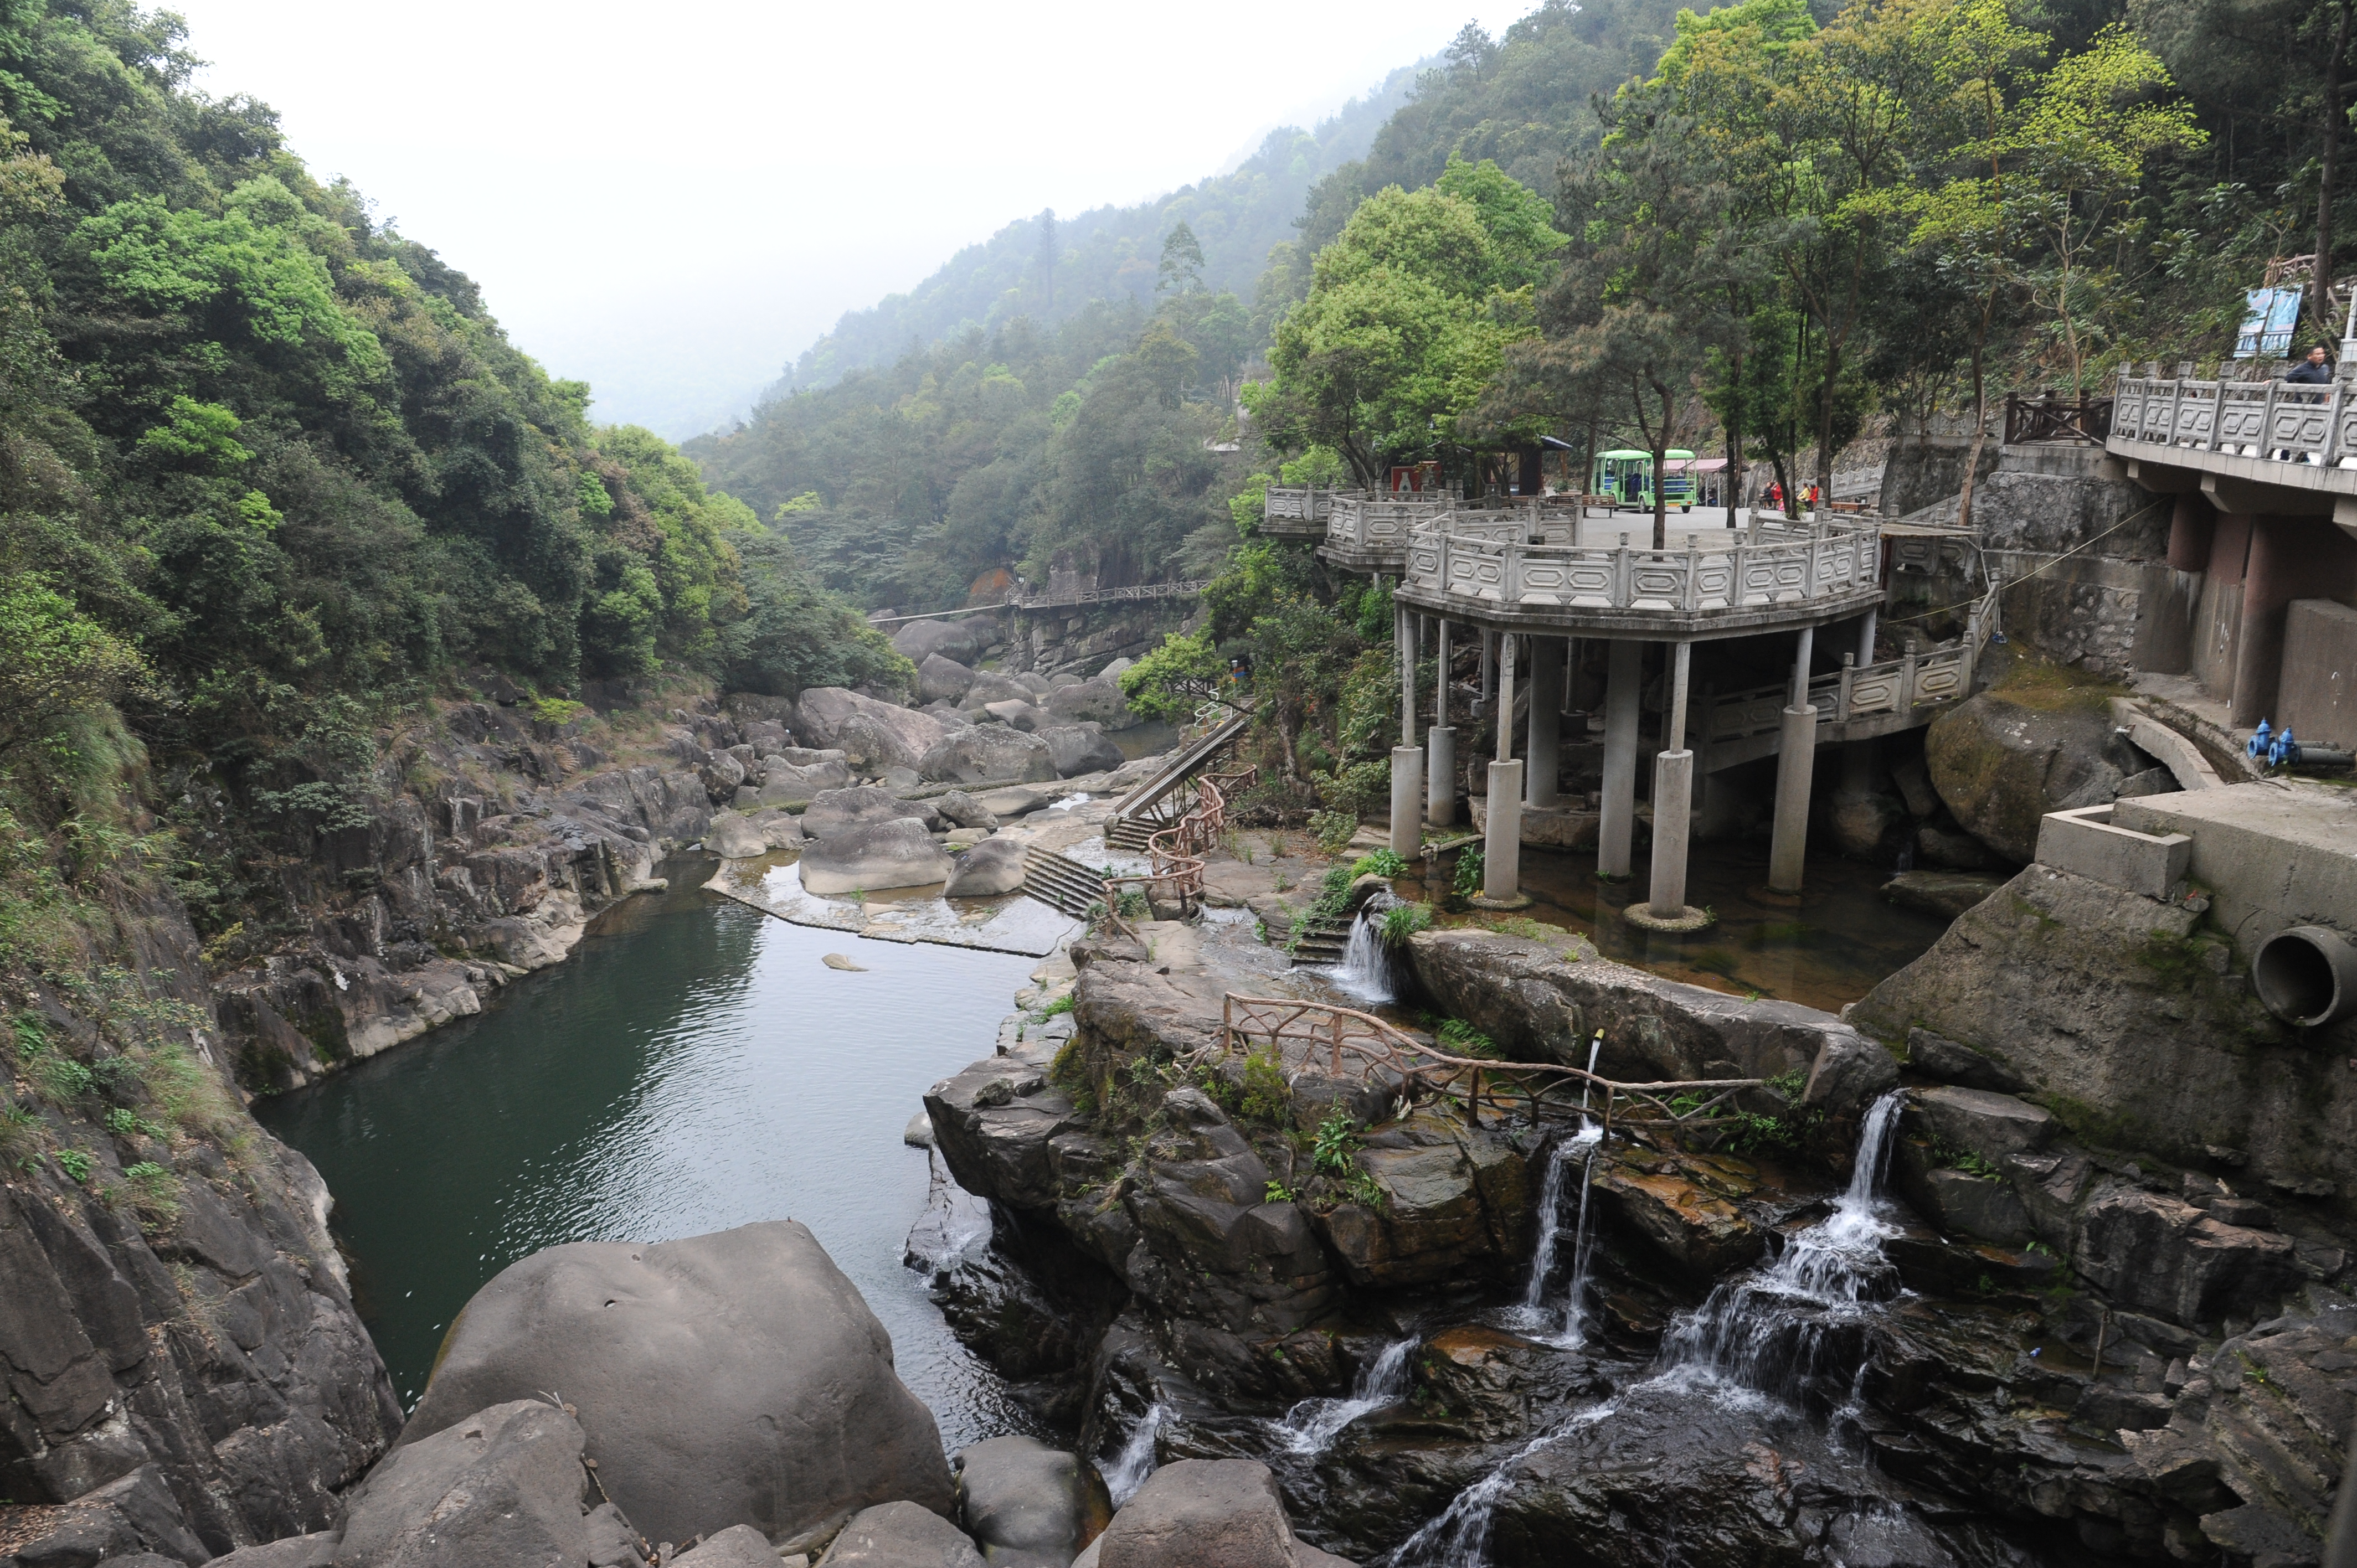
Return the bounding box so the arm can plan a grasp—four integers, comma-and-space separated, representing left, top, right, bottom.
2115, 782, 2357, 957
2278, 597, 2357, 747
2034, 803, 2191, 899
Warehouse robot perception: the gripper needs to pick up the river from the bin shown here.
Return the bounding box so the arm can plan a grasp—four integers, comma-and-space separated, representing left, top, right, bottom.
255, 860, 1048, 1451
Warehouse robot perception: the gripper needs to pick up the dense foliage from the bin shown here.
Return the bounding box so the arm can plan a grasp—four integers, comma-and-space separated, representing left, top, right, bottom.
0, 0, 891, 951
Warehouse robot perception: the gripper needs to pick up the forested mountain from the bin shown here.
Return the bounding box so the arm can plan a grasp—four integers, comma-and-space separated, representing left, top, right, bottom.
0, 0, 898, 951
774, 66, 1422, 393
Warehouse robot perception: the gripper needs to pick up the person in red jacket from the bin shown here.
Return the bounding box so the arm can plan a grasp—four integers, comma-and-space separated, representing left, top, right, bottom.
1765, 481, 1783, 513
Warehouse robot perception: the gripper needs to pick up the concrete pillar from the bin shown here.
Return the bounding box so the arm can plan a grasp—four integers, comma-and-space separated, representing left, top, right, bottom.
1390, 745, 1423, 858
1641, 642, 1695, 920
1398, 603, 1415, 742
1644, 750, 1695, 919
1768, 627, 1819, 894
1436, 620, 1451, 727
1428, 725, 1457, 826
1479, 630, 1494, 716
1768, 707, 1818, 894
1494, 633, 1518, 762
1598, 639, 1641, 879
2233, 517, 2300, 726
1855, 610, 1877, 667
1483, 760, 1524, 901
1525, 637, 1562, 809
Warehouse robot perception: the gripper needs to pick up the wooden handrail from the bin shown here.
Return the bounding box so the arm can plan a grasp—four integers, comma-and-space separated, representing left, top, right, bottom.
1216, 994, 1763, 1136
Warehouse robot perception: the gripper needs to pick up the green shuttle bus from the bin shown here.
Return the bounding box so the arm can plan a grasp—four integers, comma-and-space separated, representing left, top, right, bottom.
1592, 449, 1696, 512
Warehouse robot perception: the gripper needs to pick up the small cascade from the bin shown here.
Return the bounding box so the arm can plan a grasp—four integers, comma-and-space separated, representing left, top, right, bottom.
1385, 1401, 1620, 1567
1100, 1403, 1169, 1505
1510, 1126, 1601, 1344
1656, 1090, 1907, 1408
1330, 893, 1403, 1005
1274, 1337, 1417, 1456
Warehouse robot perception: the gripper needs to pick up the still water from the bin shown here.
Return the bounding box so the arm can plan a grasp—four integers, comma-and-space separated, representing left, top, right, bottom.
255, 863, 1043, 1449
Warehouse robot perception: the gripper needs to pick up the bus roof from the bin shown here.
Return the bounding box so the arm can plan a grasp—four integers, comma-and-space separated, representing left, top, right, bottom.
1597, 448, 1697, 461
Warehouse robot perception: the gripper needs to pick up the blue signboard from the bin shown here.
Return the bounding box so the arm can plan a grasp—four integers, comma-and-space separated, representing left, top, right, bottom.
2236, 286, 2304, 358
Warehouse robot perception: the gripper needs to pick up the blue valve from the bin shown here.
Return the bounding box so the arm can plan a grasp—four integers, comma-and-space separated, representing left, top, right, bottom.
2249, 720, 2273, 760
2270, 728, 2301, 768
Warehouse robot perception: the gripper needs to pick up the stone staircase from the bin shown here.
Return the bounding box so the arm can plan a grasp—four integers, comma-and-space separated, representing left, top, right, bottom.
1106, 710, 1252, 850
1021, 845, 1109, 920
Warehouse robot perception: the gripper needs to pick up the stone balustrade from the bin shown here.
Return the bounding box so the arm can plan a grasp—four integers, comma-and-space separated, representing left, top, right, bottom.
2112, 372, 2357, 475
1260, 486, 1344, 538
1397, 514, 1882, 635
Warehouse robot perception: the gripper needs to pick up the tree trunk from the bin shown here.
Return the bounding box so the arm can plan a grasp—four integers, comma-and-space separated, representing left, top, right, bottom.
2315, 0, 2353, 342
1814, 341, 1841, 510
1956, 303, 1994, 533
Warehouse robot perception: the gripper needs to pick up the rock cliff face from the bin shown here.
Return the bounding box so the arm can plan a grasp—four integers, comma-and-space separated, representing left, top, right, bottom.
2, 897, 401, 1563
207, 694, 747, 1092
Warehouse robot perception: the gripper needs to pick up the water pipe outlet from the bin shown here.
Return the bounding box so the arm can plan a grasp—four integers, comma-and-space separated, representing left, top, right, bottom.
2253, 925, 2357, 1028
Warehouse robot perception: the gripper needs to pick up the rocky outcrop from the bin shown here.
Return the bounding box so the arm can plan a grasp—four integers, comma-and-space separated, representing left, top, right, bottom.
802, 786, 945, 840
1043, 682, 1141, 733
920, 655, 981, 705
1850, 864, 2357, 1243
207, 695, 751, 1092
332, 1399, 605, 1567
1042, 726, 1125, 779
922, 729, 1058, 786
821, 1502, 987, 1568
1923, 688, 2148, 862
801, 818, 956, 894
400, 1221, 955, 1548
795, 688, 945, 771
1, 909, 401, 1563
954, 1436, 1108, 1568
945, 837, 1027, 898
1091, 1461, 1295, 1568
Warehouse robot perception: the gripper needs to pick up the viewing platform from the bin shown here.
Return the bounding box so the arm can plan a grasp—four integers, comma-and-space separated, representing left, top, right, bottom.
2108, 371, 2357, 515
1259, 485, 1341, 539
1394, 512, 1883, 639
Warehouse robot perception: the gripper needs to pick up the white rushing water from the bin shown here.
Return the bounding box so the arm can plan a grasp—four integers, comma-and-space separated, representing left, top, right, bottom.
1329, 901, 1398, 1005
1386, 1401, 1622, 1568
1382, 1092, 1912, 1568
1655, 1090, 1907, 1404
1101, 1403, 1169, 1505
1274, 1337, 1419, 1456
1507, 1125, 1602, 1346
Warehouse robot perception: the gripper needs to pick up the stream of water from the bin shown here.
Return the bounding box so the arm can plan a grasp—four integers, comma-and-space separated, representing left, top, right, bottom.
254, 861, 1039, 1450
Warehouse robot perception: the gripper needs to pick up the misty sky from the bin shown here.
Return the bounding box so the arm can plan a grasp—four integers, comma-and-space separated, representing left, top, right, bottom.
168, 0, 1536, 439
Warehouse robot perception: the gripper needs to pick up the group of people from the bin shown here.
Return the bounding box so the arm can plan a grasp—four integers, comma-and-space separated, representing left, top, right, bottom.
1759, 480, 1820, 514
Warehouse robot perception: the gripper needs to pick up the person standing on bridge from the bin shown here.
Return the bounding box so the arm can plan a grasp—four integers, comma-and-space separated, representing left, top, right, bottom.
2278, 343, 2336, 457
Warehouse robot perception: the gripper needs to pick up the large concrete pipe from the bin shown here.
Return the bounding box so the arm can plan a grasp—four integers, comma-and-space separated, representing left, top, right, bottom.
2253, 926, 2357, 1027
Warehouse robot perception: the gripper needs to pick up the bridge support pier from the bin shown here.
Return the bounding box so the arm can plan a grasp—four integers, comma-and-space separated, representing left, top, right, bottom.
1390, 746, 1423, 859
1525, 637, 1562, 809
1632, 642, 1705, 931
1769, 625, 1819, 894
1598, 639, 1641, 878
1427, 726, 1457, 826
1481, 761, 1525, 905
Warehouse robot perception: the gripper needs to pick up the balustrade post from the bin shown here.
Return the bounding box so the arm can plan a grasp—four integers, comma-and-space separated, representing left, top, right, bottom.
2168, 376, 2187, 445
2210, 379, 2226, 451
1901, 651, 1919, 711
2327, 384, 2348, 466
2260, 383, 2277, 457
1837, 653, 1855, 723
1615, 533, 1632, 607
1807, 530, 1823, 598
1685, 538, 1700, 610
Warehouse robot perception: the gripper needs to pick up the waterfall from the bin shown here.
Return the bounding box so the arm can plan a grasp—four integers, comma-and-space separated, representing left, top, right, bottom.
1273, 1337, 1418, 1456
1100, 1404, 1169, 1504
1655, 1090, 1907, 1407
1330, 895, 1402, 1005
1385, 1401, 1620, 1568
1510, 1126, 1601, 1345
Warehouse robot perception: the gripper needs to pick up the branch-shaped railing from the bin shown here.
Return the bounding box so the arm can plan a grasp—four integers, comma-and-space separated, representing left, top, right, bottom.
1217, 994, 1763, 1136
1099, 764, 1257, 920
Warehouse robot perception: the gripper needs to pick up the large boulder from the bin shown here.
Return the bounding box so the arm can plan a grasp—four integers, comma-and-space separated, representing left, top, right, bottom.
1923, 689, 2139, 863
797, 689, 944, 771
398, 1222, 955, 1548
920, 654, 979, 705
1041, 725, 1124, 778
672, 1526, 778, 1567
1095, 1461, 1294, 1568
963, 672, 1037, 710
983, 699, 1047, 733
956, 1435, 1110, 1567
935, 792, 1000, 831
337, 1399, 604, 1568
1043, 680, 1140, 731
894, 620, 984, 666
921, 728, 1058, 786
804, 786, 944, 840
703, 812, 769, 859
946, 836, 1028, 898
821, 1502, 988, 1568
802, 817, 956, 894
749, 756, 853, 808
